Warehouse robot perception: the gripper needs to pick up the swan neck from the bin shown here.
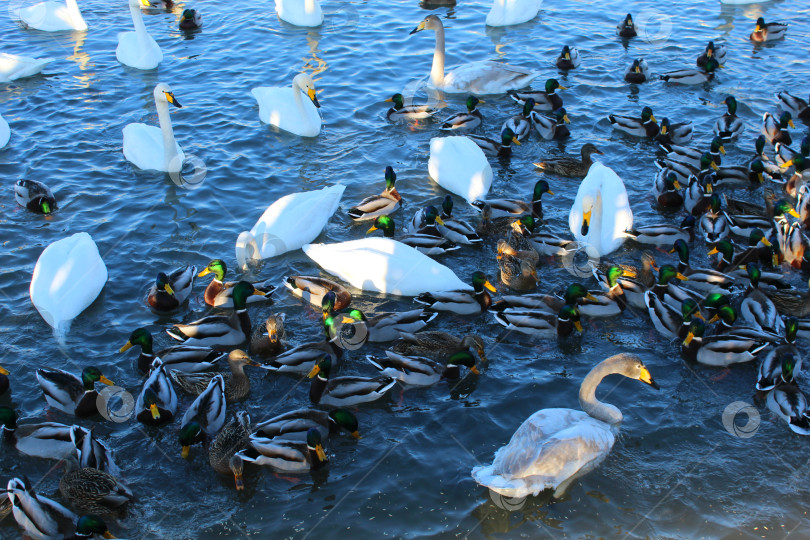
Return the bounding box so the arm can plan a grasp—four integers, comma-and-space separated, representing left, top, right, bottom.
130, 3, 148, 37
66, 0, 82, 17
430, 25, 446, 87
578, 362, 624, 426
305, 0, 316, 13
155, 95, 179, 172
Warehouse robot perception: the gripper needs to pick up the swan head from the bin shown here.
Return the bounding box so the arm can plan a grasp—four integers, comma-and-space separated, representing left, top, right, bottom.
367, 215, 395, 238
153, 83, 182, 108
235, 231, 260, 270
131, 0, 152, 8
410, 14, 441, 35
605, 353, 659, 389
293, 74, 320, 108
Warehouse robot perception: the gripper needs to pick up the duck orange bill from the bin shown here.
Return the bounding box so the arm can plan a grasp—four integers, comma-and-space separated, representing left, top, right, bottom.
150, 403, 160, 420
351, 430, 362, 439
574, 320, 583, 332
0, 366, 8, 376
649, 114, 657, 123
676, 273, 689, 281
315, 444, 327, 461
484, 280, 497, 292
789, 119, 796, 128
512, 137, 521, 145
719, 145, 726, 154
308, 88, 321, 108
103, 532, 117, 539
198, 267, 212, 277
711, 162, 719, 171
683, 332, 695, 346
622, 269, 637, 278
708, 314, 720, 323
638, 367, 660, 389
164, 283, 175, 295
181, 445, 191, 459
585, 293, 599, 302
252, 288, 266, 296
706, 183, 713, 193
781, 160, 794, 169
308, 364, 321, 378
660, 125, 667, 135
470, 366, 480, 375
760, 237, 772, 246
119, 341, 133, 353
100, 376, 114, 386
694, 311, 706, 321
384, 97, 394, 102
789, 208, 801, 218
773, 254, 779, 267
234, 473, 245, 491
707, 247, 719, 255
366, 225, 378, 234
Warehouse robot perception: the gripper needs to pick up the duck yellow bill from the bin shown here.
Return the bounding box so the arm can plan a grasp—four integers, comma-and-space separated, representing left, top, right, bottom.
708, 314, 720, 324
649, 114, 657, 123
719, 145, 726, 155
366, 225, 378, 234
707, 247, 719, 255
100, 376, 114, 386
512, 137, 521, 145
181, 445, 190, 459
760, 237, 772, 247
308, 364, 321, 378
586, 292, 599, 302
638, 367, 660, 389
562, 114, 571, 124
694, 311, 706, 321
622, 269, 637, 278
351, 430, 362, 439
484, 280, 497, 292
0, 366, 8, 376
683, 332, 694, 346
706, 183, 713, 194
711, 162, 719, 171
470, 365, 480, 375
234, 473, 245, 491
789, 208, 801, 218
165, 283, 175, 295
103, 532, 117, 539
574, 320, 584, 332
315, 444, 327, 461
660, 125, 667, 135
198, 267, 212, 277
781, 159, 794, 169
673, 180, 682, 190
384, 97, 393, 102
252, 288, 266, 296
789, 119, 796, 128
676, 273, 689, 281
150, 403, 160, 420
434, 216, 445, 225
119, 341, 133, 353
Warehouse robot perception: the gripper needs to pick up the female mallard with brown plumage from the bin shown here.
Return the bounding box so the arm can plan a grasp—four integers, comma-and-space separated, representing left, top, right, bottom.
170, 349, 261, 403
391, 331, 487, 363
533, 143, 603, 177
250, 313, 286, 357
209, 411, 251, 491
496, 240, 539, 292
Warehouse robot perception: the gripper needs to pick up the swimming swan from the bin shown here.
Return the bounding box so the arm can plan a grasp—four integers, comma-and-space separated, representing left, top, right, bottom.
428, 136, 493, 203
486, 0, 543, 27
569, 162, 633, 257
14, 0, 87, 32
275, 0, 323, 27
302, 237, 471, 296
235, 184, 345, 269
472, 353, 659, 499
116, 0, 163, 70
410, 15, 539, 94
0, 113, 8, 148
251, 73, 322, 137
0, 53, 55, 82
123, 83, 185, 172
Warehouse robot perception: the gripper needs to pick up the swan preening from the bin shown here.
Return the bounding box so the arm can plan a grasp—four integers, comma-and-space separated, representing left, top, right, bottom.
116, 0, 163, 70
428, 136, 493, 203
0, 53, 54, 83
472, 353, 659, 498
275, 0, 323, 27
251, 73, 322, 137
569, 162, 633, 256
14, 0, 88, 32
486, 0, 544, 27
410, 15, 539, 94
123, 83, 185, 172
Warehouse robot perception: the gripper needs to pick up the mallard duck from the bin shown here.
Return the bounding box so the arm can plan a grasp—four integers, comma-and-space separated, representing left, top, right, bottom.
385, 93, 441, 121
414, 271, 496, 315
669, 239, 733, 294
762, 111, 794, 146
740, 264, 784, 334
492, 304, 582, 338
167, 282, 266, 347
764, 277, 810, 317
249, 313, 286, 357
179, 375, 226, 458
135, 359, 177, 426
263, 314, 346, 375
170, 349, 260, 403
646, 292, 704, 340
654, 154, 707, 185
708, 305, 781, 344
508, 79, 566, 112
440, 96, 483, 130
617, 13, 636, 37
652, 170, 683, 208
366, 350, 478, 386
624, 58, 649, 83
662, 137, 725, 167
799, 184, 810, 227
363, 309, 437, 343
347, 166, 402, 222
698, 193, 729, 243
576, 265, 634, 318
624, 216, 695, 246
661, 58, 719, 85
471, 180, 552, 220
471, 353, 658, 500
767, 380, 810, 435
236, 428, 328, 472
750, 17, 787, 42
120, 327, 226, 373
408, 204, 449, 237
59, 464, 132, 516
468, 127, 521, 159
654, 118, 693, 146
436, 195, 483, 245
179, 8, 202, 29
681, 319, 769, 366
36, 367, 114, 418
531, 107, 570, 140
644, 264, 697, 314
0, 406, 79, 460
496, 240, 538, 292
491, 283, 595, 314
556, 45, 580, 69
209, 411, 250, 491
284, 274, 351, 312
776, 92, 810, 123
0, 365, 8, 396
697, 41, 727, 68
608, 106, 658, 137
591, 264, 646, 310
503, 98, 536, 141
780, 221, 810, 270
146, 265, 196, 313
712, 96, 745, 142
715, 160, 775, 189
197, 259, 276, 308
685, 174, 713, 216
253, 408, 360, 441
775, 136, 809, 167
14, 179, 56, 214
534, 143, 603, 178
308, 356, 396, 407
723, 188, 776, 218
369, 214, 459, 256
391, 331, 487, 363
756, 345, 801, 392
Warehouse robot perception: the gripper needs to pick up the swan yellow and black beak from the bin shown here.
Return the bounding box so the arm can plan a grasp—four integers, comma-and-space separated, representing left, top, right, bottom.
410, 20, 426, 34
581, 209, 592, 236
308, 88, 321, 108
164, 91, 182, 108
638, 366, 660, 389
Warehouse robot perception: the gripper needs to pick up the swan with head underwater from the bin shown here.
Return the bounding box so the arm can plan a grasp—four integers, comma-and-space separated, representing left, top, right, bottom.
472, 353, 659, 499
14, 0, 87, 31
116, 0, 163, 70
251, 73, 321, 137
569, 162, 634, 257
123, 83, 185, 172
409, 15, 539, 94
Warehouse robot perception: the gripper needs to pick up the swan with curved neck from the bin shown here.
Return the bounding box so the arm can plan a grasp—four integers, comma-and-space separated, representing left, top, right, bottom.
123, 83, 185, 172
409, 15, 539, 94
116, 0, 163, 70
15, 0, 87, 32
472, 353, 659, 499
275, 0, 323, 27
251, 73, 321, 137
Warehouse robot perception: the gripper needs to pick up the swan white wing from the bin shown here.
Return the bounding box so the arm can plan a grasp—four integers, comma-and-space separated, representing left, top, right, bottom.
122, 123, 183, 171
0, 113, 8, 148
428, 136, 493, 203
251, 86, 321, 137
569, 162, 633, 256
0, 53, 54, 82
303, 238, 471, 296
275, 0, 323, 26
486, 0, 543, 26
16, 1, 87, 31
116, 31, 163, 70
441, 61, 539, 95
472, 408, 615, 498
29, 232, 107, 336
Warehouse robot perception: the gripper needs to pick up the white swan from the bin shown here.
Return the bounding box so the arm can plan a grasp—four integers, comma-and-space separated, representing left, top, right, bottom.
123, 83, 185, 172
29, 232, 107, 337
116, 0, 163, 70
486, 0, 543, 27
251, 73, 321, 137
428, 136, 493, 203
0, 113, 9, 148
235, 184, 345, 269
0, 53, 55, 83
472, 353, 659, 498
14, 0, 87, 32
275, 0, 323, 27
410, 15, 539, 94
302, 238, 471, 296
569, 162, 633, 257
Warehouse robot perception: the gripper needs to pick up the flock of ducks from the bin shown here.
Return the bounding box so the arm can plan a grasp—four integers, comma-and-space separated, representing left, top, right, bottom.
2, 0, 810, 536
